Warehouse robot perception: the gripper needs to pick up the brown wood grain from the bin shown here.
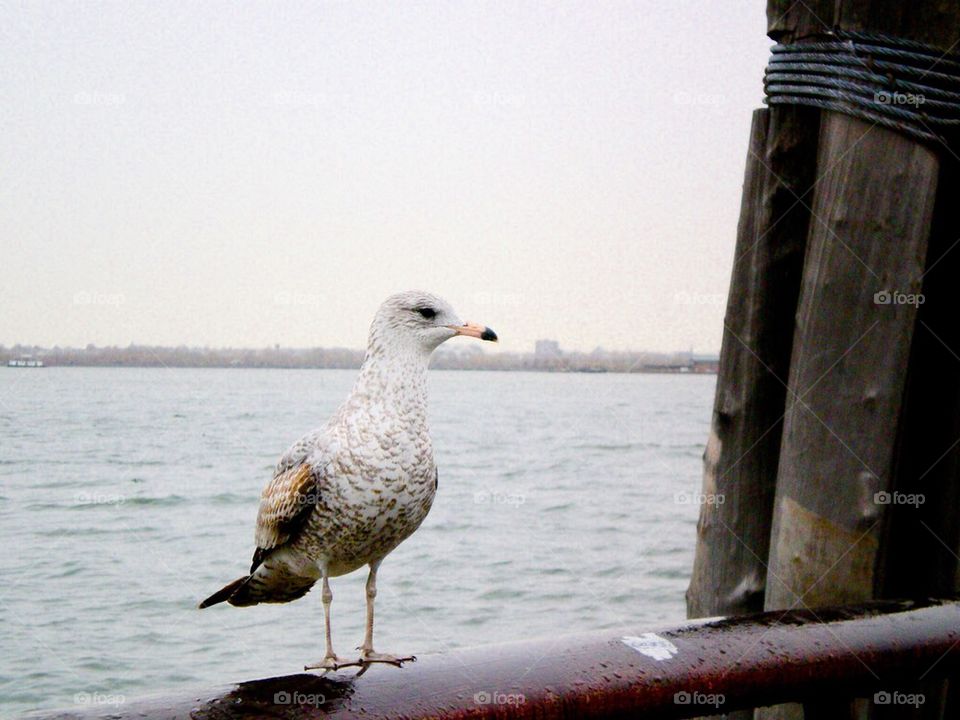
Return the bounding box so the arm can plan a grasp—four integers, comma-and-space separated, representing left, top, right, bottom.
687, 105, 818, 619
761, 113, 940, 720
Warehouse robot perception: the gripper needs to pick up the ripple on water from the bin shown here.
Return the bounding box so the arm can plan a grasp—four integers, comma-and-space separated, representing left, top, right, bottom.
593, 564, 627, 578
648, 567, 688, 579
206, 492, 257, 505
122, 495, 190, 507
33, 526, 125, 538
574, 441, 661, 451
478, 587, 525, 601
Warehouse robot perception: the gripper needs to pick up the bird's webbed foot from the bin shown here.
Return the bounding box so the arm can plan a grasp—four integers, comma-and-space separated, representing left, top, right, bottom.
304, 654, 364, 673
358, 649, 416, 668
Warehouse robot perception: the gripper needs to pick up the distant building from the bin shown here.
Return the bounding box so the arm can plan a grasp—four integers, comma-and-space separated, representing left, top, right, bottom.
640, 362, 690, 374
7, 355, 44, 368
639, 351, 720, 374
534, 339, 560, 358
691, 354, 720, 374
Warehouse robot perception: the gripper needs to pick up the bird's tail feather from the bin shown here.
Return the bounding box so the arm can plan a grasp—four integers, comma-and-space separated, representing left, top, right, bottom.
199, 572, 317, 608
231, 573, 316, 605
198, 576, 250, 609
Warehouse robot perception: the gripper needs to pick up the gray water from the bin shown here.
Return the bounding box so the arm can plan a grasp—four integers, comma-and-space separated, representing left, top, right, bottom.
0, 368, 715, 716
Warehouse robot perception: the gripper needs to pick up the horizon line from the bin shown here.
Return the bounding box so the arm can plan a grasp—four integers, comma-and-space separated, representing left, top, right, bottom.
0, 341, 722, 357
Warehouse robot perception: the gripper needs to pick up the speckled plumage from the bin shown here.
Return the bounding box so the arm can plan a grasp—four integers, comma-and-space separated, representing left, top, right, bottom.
200, 290, 496, 670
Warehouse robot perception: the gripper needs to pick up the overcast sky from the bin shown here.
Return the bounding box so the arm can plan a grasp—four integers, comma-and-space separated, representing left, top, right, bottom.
1, 1, 771, 353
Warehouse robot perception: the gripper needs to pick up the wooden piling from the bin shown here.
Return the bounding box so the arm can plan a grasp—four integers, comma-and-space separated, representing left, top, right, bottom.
690, 2, 960, 718
686, 9, 826, 718
760, 110, 939, 720
756, 2, 960, 719
686, 104, 818, 620
763, 113, 939, 611
686, 0, 829, 644
878, 154, 960, 604
876, 149, 960, 720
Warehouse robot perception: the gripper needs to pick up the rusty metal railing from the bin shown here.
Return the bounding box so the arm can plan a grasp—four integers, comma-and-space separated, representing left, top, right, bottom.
32, 597, 960, 719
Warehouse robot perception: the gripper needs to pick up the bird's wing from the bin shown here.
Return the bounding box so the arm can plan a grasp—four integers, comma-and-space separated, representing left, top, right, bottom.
250, 442, 334, 573
274, 429, 324, 474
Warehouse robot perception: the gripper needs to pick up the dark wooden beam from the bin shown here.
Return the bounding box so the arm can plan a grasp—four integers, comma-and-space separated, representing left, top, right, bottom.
764, 112, 939, 610
759, 4, 960, 720
835, 1, 960, 50
687, 104, 818, 620
767, 0, 834, 43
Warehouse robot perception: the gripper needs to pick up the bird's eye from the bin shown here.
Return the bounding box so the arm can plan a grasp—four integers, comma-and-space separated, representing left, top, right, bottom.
417, 307, 437, 319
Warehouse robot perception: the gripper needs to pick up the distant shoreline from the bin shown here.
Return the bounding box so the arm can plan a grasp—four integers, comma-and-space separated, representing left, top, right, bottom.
3, 364, 717, 375
2, 345, 719, 374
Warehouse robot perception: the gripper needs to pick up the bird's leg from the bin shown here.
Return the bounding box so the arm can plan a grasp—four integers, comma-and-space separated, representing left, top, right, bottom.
305, 573, 361, 672
357, 561, 416, 668
360, 564, 378, 654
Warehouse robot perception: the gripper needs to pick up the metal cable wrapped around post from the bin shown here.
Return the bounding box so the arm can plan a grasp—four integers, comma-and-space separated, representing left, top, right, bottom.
764, 29, 960, 145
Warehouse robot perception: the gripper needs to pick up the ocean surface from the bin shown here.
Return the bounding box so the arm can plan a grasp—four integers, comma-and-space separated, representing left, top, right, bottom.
0, 368, 715, 716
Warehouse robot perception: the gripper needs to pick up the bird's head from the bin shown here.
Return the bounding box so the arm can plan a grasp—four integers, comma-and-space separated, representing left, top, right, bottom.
369, 290, 498, 355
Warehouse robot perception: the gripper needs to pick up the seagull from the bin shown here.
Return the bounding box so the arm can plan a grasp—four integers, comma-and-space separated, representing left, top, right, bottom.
199, 290, 497, 672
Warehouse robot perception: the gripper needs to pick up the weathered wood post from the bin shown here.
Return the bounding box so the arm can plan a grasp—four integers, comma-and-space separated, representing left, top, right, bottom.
762, 112, 939, 720
761, 3, 960, 720
763, 113, 939, 608
686, 13, 826, 720
691, 1, 960, 718
877, 149, 960, 720
685, 46, 823, 620
686, 10, 827, 720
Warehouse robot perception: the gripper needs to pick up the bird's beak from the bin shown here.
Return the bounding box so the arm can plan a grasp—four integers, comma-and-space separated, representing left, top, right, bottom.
447, 321, 498, 342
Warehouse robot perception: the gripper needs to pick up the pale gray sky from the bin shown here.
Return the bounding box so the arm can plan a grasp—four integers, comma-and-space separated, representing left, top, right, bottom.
1, 1, 770, 353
